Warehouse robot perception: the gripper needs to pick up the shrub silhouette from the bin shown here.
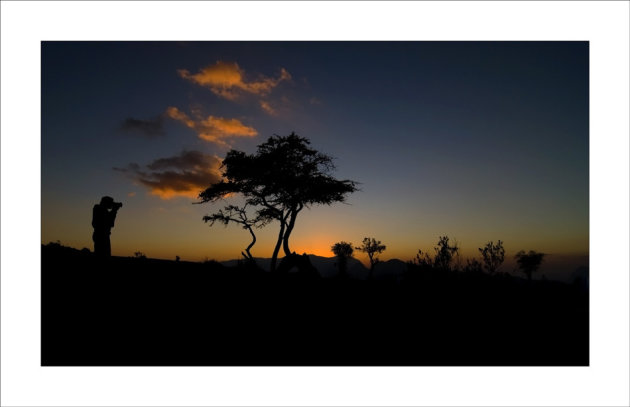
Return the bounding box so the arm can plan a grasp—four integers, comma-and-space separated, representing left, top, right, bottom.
514, 250, 545, 281
464, 258, 484, 274
277, 252, 319, 277
331, 241, 354, 278
134, 251, 146, 259
478, 240, 505, 274
433, 236, 459, 271
198, 133, 358, 272
355, 237, 386, 279
410, 249, 433, 269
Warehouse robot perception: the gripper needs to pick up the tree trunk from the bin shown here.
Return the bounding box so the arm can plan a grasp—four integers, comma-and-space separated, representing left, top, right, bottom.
243, 225, 256, 261
338, 257, 348, 277
282, 208, 299, 256
367, 254, 375, 279
270, 220, 285, 272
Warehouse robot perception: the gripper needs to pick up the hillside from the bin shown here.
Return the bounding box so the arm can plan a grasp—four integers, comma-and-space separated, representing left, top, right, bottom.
41, 243, 589, 366
220, 255, 408, 280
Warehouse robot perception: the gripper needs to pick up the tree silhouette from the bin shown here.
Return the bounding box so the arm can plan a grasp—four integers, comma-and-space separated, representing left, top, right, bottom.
514, 250, 545, 281
202, 204, 269, 262
433, 236, 459, 271
331, 241, 354, 278
198, 133, 358, 272
478, 240, 505, 274
355, 237, 386, 279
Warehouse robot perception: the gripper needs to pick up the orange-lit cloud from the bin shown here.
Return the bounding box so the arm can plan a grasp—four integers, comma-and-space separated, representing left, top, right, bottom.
259, 100, 277, 116
114, 151, 223, 200
166, 107, 257, 146
178, 61, 291, 101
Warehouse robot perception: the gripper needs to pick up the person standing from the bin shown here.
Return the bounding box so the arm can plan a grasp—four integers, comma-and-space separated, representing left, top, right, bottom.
92, 196, 122, 257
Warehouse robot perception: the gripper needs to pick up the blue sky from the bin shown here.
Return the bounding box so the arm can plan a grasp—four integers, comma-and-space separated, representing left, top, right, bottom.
42, 41, 588, 273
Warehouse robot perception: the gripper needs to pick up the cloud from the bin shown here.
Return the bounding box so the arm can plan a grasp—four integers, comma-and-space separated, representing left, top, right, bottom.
165, 107, 257, 146
259, 100, 277, 116
120, 116, 165, 138
114, 150, 223, 199
178, 61, 291, 100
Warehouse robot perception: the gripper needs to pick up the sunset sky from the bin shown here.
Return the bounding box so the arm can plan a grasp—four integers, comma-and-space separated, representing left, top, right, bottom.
41, 41, 588, 272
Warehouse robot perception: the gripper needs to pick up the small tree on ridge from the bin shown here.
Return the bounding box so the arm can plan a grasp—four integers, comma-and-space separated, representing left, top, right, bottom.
331, 241, 354, 278
514, 250, 545, 282
355, 237, 386, 279
478, 240, 505, 275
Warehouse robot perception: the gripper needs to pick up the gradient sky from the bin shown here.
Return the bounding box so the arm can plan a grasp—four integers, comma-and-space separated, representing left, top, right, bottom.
42, 41, 588, 273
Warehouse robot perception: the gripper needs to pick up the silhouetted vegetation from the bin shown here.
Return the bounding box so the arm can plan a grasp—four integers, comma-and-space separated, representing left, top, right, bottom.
464, 258, 484, 274
515, 250, 546, 281
331, 241, 354, 278
41, 241, 587, 366
433, 236, 459, 271
202, 204, 270, 262
133, 251, 146, 259
277, 252, 319, 277
355, 237, 386, 279
198, 133, 358, 272
478, 240, 505, 274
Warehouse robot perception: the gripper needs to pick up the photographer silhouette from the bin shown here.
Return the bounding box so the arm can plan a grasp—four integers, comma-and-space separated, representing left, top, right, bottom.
92, 196, 122, 257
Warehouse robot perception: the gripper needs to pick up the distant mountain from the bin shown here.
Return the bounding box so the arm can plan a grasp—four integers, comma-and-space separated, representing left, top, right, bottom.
220, 255, 409, 280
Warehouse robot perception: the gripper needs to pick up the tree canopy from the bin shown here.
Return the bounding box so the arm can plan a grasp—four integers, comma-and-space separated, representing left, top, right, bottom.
355, 237, 386, 278
331, 241, 354, 278
514, 250, 545, 281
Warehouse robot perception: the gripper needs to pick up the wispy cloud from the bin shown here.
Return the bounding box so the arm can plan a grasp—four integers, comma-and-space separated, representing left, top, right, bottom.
178, 61, 291, 102
165, 107, 257, 146
259, 100, 277, 116
120, 115, 165, 138
114, 150, 223, 200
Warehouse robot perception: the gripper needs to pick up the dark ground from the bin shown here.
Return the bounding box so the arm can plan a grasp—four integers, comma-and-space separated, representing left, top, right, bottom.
41, 244, 588, 366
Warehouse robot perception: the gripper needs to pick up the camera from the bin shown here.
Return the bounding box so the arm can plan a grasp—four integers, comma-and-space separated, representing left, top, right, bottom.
112, 202, 123, 210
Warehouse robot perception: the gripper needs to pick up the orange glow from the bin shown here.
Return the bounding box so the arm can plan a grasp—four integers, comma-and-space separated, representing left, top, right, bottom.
287, 236, 368, 267
147, 188, 200, 200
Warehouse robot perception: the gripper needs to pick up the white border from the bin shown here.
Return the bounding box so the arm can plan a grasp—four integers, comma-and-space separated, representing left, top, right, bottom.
2, 1, 629, 406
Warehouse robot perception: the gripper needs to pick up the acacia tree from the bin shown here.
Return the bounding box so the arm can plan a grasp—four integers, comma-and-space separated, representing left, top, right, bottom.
355, 237, 386, 279
198, 133, 358, 272
514, 250, 545, 281
331, 241, 354, 278
478, 240, 505, 274
202, 204, 268, 262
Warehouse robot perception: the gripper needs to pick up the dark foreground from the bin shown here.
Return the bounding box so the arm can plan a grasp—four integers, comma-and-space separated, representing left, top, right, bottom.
42, 245, 588, 366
